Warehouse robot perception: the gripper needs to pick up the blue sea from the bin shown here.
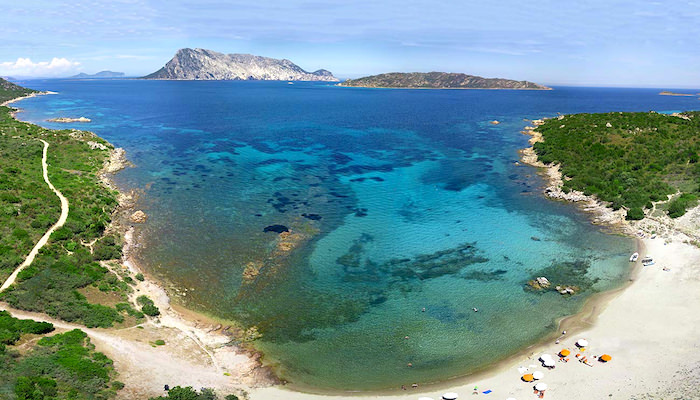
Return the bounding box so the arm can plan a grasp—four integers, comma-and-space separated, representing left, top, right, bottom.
13, 81, 700, 390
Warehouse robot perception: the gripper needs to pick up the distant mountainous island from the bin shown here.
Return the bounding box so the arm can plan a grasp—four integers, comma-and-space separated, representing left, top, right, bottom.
143, 48, 338, 81
339, 72, 550, 90
70, 71, 125, 79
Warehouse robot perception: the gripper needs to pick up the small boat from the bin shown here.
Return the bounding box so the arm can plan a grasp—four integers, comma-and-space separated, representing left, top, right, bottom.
287, 81, 294, 85
629, 252, 639, 262
641, 255, 654, 266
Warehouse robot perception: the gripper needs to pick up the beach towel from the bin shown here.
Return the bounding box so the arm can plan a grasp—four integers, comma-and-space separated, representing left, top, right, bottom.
482, 390, 492, 394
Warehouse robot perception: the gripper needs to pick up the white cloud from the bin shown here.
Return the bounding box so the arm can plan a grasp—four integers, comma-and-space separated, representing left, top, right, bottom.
0, 57, 81, 77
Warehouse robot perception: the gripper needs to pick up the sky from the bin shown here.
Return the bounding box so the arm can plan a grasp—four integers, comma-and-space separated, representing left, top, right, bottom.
1, 0, 700, 87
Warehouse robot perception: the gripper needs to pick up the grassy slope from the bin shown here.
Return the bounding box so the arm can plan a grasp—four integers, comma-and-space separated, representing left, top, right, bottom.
0, 83, 146, 328
533, 111, 700, 219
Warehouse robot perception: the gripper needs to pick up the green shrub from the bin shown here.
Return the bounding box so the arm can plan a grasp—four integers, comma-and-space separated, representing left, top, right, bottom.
626, 207, 645, 220
667, 193, 698, 218
137, 295, 160, 317
135, 273, 145, 281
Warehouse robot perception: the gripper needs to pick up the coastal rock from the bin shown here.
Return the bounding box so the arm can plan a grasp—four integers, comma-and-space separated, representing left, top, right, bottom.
87, 140, 108, 150
130, 210, 148, 223
536, 276, 551, 287
104, 148, 130, 173
144, 48, 338, 81
48, 117, 91, 123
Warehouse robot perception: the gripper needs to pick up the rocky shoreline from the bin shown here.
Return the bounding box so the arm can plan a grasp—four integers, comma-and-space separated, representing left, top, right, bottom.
98, 144, 280, 390
519, 117, 700, 244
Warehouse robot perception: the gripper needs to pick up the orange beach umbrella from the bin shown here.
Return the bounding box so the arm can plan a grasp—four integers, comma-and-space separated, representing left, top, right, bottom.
522, 374, 535, 382
600, 354, 612, 362
559, 349, 570, 357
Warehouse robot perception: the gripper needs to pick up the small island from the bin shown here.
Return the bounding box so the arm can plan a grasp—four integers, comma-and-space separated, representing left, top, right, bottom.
48, 116, 91, 123
338, 72, 550, 90
659, 91, 698, 96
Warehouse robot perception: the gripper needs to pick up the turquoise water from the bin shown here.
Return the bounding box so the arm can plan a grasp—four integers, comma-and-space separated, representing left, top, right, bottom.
14, 81, 700, 390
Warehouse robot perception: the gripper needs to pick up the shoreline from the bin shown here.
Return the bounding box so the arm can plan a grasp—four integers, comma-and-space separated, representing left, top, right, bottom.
249, 117, 700, 399
8, 92, 700, 399
5, 93, 277, 398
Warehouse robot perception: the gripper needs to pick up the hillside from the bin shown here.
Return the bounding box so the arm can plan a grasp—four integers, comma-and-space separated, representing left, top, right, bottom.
0, 77, 37, 103
532, 111, 700, 219
339, 72, 549, 89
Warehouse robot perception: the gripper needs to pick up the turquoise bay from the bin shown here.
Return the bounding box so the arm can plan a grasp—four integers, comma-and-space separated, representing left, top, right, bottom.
15, 81, 699, 390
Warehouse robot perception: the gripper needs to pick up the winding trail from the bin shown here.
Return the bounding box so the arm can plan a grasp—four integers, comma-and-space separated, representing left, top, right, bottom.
0, 139, 69, 292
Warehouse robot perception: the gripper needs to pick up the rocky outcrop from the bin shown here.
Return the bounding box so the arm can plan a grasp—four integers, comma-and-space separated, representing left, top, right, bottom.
143, 48, 338, 81
339, 72, 549, 89
129, 210, 148, 223
48, 117, 91, 123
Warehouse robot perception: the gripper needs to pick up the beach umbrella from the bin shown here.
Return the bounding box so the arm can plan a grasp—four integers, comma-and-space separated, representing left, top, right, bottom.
600, 354, 612, 362
542, 358, 556, 367
522, 374, 534, 382
533, 371, 544, 380
576, 339, 589, 347
539, 354, 554, 361
534, 383, 548, 391
559, 349, 570, 357
442, 393, 459, 400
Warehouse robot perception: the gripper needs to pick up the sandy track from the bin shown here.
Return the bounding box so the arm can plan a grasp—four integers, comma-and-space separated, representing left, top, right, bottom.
0, 139, 70, 292
0, 303, 245, 399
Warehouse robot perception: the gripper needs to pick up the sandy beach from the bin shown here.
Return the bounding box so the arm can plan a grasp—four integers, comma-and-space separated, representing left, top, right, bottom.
247, 237, 700, 399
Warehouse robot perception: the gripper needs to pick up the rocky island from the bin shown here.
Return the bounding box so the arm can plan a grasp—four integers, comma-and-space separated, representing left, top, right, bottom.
47, 116, 91, 123
339, 72, 549, 89
143, 48, 338, 81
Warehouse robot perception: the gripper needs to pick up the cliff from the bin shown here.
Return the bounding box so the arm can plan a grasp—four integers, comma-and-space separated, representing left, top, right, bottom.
339, 72, 549, 89
143, 48, 338, 81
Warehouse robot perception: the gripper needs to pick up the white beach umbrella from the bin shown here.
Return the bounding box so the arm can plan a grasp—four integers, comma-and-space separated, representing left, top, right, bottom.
539, 354, 554, 361
534, 382, 548, 391
542, 358, 556, 367
533, 371, 544, 380
576, 339, 589, 347
442, 393, 459, 400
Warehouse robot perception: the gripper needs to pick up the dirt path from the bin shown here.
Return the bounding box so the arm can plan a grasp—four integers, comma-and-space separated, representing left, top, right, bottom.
0, 303, 249, 399
0, 139, 70, 292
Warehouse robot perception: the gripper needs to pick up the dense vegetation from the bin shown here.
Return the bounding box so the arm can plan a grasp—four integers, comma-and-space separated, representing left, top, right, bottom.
0, 83, 143, 328
340, 72, 549, 89
0, 312, 121, 399
149, 386, 239, 400
0, 78, 37, 104
533, 111, 700, 219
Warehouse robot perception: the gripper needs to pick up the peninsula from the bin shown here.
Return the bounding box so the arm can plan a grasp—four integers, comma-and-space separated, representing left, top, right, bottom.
143, 48, 338, 81
338, 72, 549, 89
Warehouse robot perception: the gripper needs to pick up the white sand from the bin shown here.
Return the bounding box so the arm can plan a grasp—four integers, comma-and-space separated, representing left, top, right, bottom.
247, 238, 700, 399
